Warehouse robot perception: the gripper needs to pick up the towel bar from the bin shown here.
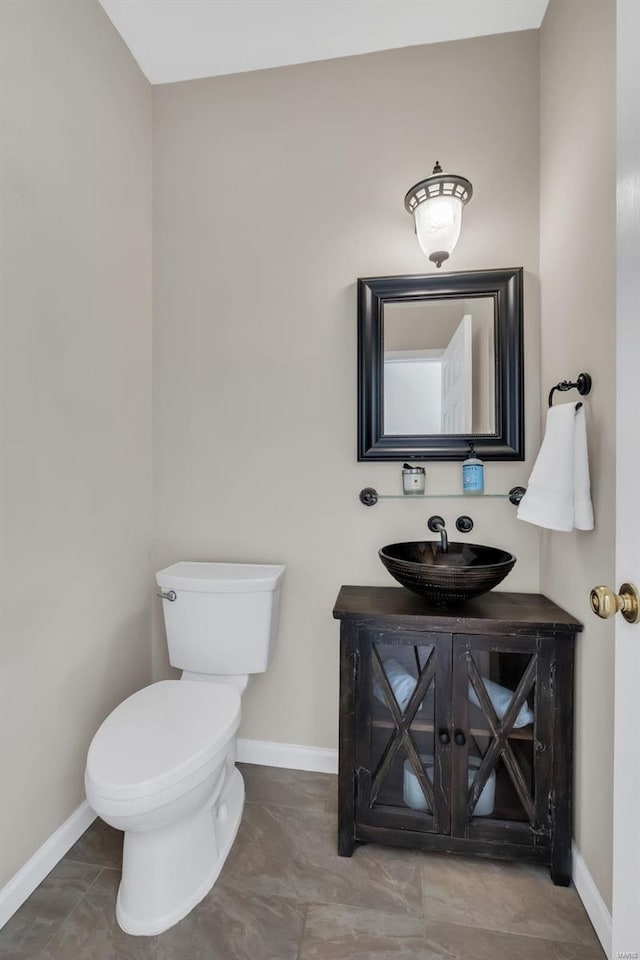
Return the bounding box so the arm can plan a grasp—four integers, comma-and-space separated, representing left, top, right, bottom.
548, 372, 592, 407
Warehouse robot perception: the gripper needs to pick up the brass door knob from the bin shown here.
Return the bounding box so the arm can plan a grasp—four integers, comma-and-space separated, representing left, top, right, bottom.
590, 583, 639, 623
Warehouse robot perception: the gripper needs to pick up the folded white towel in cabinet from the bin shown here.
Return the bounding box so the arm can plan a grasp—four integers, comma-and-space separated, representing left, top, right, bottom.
517, 402, 594, 532
373, 658, 418, 711
373, 660, 533, 729
468, 677, 534, 729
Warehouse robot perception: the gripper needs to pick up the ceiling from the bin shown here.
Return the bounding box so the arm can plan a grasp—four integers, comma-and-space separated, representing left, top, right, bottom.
98, 0, 549, 86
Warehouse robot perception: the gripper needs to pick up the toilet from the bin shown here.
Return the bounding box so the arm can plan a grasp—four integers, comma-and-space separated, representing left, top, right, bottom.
84, 561, 285, 936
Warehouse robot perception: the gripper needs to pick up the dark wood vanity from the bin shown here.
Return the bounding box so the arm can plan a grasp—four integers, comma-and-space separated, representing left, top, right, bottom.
333, 586, 582, 885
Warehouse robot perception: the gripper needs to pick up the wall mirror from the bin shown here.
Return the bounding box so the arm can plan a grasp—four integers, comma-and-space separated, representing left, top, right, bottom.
357, 267, 524, 460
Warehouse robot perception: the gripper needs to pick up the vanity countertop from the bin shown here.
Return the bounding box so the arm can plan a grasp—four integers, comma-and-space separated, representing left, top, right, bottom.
333, 586, 582, 637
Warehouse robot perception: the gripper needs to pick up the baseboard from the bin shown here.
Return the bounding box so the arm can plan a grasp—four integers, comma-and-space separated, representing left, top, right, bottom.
237, 737, 338, 774
0, 801, 96, 929
572, 841, 612, 960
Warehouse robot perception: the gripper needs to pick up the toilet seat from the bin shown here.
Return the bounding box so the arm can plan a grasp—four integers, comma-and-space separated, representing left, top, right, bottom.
86, 680, 241, 803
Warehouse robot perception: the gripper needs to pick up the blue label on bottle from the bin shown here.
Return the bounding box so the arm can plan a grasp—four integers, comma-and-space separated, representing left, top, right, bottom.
463, 464, 484, 492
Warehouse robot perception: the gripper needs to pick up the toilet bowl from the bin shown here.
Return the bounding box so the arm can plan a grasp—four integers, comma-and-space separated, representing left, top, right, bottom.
85, 561, 285, 936
86, 680, 242, 935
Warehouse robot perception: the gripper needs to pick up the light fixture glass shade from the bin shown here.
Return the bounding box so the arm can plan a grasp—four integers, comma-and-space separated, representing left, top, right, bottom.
413, 195, 463, 266
405, 162, 472, 268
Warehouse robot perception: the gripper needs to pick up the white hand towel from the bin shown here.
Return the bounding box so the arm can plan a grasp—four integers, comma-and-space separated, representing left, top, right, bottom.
517, 402, 594, 532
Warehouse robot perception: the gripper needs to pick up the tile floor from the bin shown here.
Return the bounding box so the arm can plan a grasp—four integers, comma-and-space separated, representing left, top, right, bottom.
0, 765, 605, 960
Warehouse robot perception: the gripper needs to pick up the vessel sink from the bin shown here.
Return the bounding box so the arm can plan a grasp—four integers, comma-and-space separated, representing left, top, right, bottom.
379, 541, 516, 604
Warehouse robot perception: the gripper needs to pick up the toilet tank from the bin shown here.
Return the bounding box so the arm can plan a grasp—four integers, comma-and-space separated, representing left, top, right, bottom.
156, 562, 285, 676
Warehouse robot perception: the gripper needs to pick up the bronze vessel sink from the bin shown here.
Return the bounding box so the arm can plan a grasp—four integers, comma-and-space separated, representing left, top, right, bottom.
379, 541, 516, 604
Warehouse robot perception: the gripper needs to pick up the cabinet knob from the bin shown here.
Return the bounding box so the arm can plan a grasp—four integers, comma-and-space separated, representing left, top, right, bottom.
454, 730, 466, 746
438, 729, 450, 745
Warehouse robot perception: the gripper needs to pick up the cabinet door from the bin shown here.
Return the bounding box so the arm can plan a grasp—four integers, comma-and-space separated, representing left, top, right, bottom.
451, 634, 554, 850
354, 626, 452, 836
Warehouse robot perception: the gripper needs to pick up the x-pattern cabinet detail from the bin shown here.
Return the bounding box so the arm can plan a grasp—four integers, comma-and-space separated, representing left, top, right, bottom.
333, 586, 582, 885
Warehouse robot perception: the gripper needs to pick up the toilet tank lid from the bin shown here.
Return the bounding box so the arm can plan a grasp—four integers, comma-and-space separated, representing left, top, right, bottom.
156, 561, 285, 594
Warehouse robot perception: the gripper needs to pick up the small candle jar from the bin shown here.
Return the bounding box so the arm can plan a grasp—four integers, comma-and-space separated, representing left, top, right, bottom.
402, 464, 426, 496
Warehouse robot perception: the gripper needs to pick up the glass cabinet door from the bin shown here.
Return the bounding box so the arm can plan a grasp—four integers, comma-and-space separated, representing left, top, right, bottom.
355, 628, 451, 835
451, 634, 553, 847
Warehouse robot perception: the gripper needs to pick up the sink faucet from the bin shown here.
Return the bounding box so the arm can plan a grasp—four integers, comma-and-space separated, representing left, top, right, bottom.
427, 515, 449, 553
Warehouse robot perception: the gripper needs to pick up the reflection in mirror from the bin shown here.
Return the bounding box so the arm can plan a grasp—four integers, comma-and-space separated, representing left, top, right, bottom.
383, 299, 495, 436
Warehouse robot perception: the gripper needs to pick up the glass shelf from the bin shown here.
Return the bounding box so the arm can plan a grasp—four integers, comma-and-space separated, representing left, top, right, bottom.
359, 486, 526, 507
379, 494, 509, 500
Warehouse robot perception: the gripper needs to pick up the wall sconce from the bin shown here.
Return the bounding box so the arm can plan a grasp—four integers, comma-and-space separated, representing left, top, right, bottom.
404, 161, 473, 268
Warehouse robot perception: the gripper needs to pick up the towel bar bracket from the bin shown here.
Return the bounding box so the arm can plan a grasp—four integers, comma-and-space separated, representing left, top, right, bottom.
508, 486, 526, 506
548, 372, 592, 408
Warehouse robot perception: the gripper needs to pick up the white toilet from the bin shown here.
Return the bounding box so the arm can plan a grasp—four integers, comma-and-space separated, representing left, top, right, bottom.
84, 561, 285, 936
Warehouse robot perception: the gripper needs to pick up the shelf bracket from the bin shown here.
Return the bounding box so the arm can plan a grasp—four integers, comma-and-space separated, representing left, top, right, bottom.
359, 487, 379, 506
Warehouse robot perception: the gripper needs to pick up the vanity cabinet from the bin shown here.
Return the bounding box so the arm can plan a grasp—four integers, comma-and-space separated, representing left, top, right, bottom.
333, 586, 582, 885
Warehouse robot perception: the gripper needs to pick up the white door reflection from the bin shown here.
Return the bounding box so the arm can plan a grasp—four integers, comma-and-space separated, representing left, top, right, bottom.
440, 313, 472, 433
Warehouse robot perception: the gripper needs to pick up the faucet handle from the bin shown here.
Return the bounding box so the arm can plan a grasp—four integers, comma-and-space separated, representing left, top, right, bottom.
455, 515, 474, 533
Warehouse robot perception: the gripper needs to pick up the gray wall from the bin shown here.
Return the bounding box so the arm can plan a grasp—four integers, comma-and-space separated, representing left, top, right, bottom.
0, 0, 152, 884
540, 0, 616, 909
152, 32, 542, 751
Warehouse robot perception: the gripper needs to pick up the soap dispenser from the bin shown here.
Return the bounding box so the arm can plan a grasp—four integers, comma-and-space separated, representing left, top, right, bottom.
462, 444, 484, 495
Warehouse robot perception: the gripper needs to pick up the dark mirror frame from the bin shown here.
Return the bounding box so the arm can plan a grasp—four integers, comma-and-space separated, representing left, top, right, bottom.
357, 267, 524, 461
